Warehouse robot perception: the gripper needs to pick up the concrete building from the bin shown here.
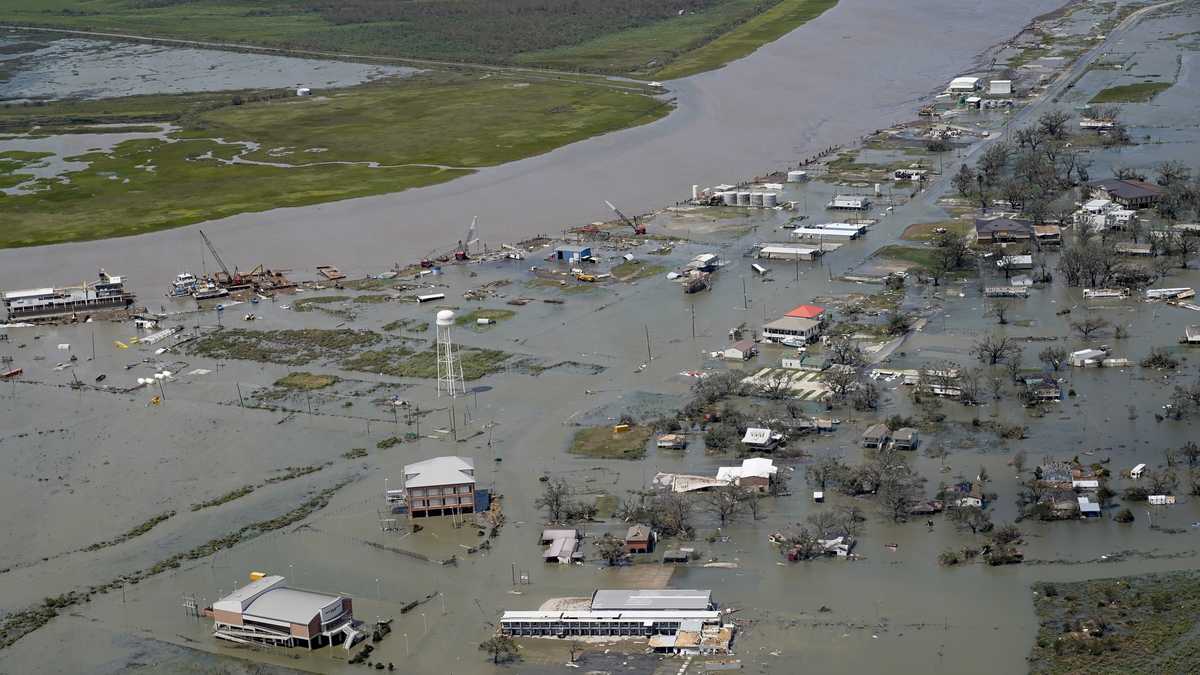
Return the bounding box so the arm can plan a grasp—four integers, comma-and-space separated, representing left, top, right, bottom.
988, 79, 1012, 95
210, 575, 356, 649
400, 456, 476, 519
554, 244, 593, 261
762, 316, 821, 343
758, 245, 822, 261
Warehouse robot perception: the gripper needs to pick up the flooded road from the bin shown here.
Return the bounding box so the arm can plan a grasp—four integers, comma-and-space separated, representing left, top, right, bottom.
0, 0, 1065, 298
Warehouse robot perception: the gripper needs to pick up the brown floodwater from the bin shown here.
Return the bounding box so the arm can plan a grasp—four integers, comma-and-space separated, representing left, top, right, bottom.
4, 2, 1199, 674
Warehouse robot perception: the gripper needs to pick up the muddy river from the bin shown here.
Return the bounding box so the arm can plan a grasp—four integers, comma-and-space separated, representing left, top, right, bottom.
0, 0, 1066, 299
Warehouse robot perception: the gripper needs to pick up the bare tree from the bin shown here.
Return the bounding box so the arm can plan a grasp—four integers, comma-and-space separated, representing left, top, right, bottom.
1071, 314, 1110, 339
1038, 346, 1067, 371
948, 503, 992, 534
1013, 450, 1028, 475
1037, 110, 1072, 140
536, 478, 572, 522
827, 336, 865, 366
743, 489, 763, 520
702, 485, 744, 526
972, 333, 1021, 365
821, 367, 859, 401
986, 301, 1011, 325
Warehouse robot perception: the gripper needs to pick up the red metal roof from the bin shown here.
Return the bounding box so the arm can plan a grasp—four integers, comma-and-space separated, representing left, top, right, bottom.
785, 304, 825, 318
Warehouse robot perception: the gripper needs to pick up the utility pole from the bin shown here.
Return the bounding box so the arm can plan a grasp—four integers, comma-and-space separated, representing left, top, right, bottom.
690, 303, 696, 339
236, 382, 245, 408
742, 277, 748, 310
644, 324, 651, 363
90, 328, 96, 361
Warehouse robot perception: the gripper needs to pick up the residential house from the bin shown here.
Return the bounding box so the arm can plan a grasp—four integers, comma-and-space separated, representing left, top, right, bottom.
1185, 325, 1200, 344
892, 427, 918, 450
722, 340, 757, 361
997, 254, 1034, 271
975, 217, 1033, 244
715, 457, 778, 492
784, 304, 828, 325
862, 423, 890, 448
1077, 496, 1102, 518
741, 427, 783, 452
1024, 375, 1062, 402
1033, 224, 1062, 245
1091, 179, 1165, 209
781, 354, 830, 372
401, 456, 476, 519
656, 433, 687, 449
762, 316, 822, 343
541, 529, 584, 564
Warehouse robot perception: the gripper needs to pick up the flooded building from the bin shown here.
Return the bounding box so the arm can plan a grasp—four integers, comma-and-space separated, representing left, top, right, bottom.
974, 217, 1032, 244
716, 457, 778, 492
722, 339, 757, 361
862, 423, 890, 448
740, 427, 783, 452
1091, 179, 1165, 209
762, 315, 822, 343
399, 456, 476, 519
209, 575, 357, 649
624, 525, 654, 553
2, 270, 135, 321
499, 590, 730, 652
826, 195, 871, 210
541, 528, 584, 564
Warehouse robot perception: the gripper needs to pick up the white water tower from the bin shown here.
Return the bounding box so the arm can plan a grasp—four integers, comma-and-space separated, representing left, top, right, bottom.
435, 309, 464, 397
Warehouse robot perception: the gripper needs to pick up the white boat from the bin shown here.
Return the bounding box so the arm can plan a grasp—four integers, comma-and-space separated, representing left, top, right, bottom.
168, 273, 199, 298
193, 282, 230, 300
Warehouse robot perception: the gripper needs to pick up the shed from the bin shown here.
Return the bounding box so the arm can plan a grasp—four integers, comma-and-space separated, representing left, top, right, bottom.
625, 524, 654, 554
948, 76, 981, 92
1130, 463, 1146, 479
723, 340, 756, 361
988, 79, 1012, 95
555, 245, 593, 261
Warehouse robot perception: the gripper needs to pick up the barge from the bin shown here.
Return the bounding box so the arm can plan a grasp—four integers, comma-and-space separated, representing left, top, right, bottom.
2, 270, 135, 321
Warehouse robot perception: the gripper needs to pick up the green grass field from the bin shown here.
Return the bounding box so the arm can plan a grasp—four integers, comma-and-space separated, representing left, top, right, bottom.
0, 73, 669, 248
0, 0, 837, 77
1090, 81, 1172, 103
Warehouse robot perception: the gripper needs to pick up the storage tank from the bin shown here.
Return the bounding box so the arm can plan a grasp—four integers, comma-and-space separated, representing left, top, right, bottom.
750, 192, 764, 207
722, 191, 738, 206
787, 170, 808, 182
874, 183, 882, 196
691, 185, 699, 200
737, 191, 751, 206
763, 193, 778, 208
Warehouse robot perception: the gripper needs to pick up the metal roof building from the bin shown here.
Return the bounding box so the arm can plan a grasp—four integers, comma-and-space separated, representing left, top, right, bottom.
590, 589, 713, 611
210, 575, 357, 650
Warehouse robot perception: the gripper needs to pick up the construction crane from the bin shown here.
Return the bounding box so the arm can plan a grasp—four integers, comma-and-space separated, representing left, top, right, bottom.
199, 229, 236, 284
455, 217, 480, 261
605, 200, 646, 235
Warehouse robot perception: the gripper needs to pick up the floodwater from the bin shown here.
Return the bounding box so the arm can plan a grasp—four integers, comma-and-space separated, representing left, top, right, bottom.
0, 0, 1068, 299
0, 35, 414, 101
4, 2, 1200, 674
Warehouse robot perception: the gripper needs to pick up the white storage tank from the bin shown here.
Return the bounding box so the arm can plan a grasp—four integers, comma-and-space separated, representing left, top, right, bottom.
737, 191, 751, 206
763, 193, 778, 208
750, 192, 764, 207
691, 185, 699, 200
787, 170, 808, 182
722, 191, 738, 206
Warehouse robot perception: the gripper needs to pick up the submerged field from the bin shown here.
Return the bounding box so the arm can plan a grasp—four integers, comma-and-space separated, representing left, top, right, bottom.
0, 0, 837, 77
0, 72, 669, 248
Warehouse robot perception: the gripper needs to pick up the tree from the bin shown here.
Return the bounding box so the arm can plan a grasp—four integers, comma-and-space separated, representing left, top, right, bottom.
1013, 450, 1027, 475
1071, 314, 1109, 339
704, 423, 739, 451
986, 301, 1011, 325
885, 311, 913, 336
807, 454, 848, 490
1140, 347, 1179, 370
851, 379, 880, 411
952, 163, 977, 198
993, 523, 1022, 546
1036, 110, 1072, 140
948, 503, 992, 534
1038, 346, 1067, 371
979, 142, 1012, 186
807, 509, 841, 537
827, 336, 864, 366
1181, 441, 1200, 469
958, 367, 983, 405
536, 478, 571, 522
972, 333, 1021, 365
479, 635, 518, 664
1155, 160, 1191, 188
595, 534, 627, 566
1005, 352, 1024, 384
702, 485, 744, 526
878, 469, 926, 522
821, 367, 859, 401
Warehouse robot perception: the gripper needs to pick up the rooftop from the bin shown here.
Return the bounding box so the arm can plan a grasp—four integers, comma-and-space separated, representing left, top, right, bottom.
590, 589, 713, 611
763, 316, 820, 332
1093, 178, 1164, 200
246, 587, 343, 624
404, 456, 475, 489
785, 304, 825, 319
